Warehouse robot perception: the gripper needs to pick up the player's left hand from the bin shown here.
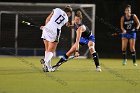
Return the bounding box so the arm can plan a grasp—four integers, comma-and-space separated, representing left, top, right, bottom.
66, 22, 70, 27
40, 26, 44, 30
75, 51, 80, 57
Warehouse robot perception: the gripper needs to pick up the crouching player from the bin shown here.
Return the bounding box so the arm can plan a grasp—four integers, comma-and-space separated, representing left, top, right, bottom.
52, 11, 102, 72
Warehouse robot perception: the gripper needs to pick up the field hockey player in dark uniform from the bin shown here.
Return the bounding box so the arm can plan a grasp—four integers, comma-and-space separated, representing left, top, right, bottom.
120, 5, 140, 66
52, 11, 101, 72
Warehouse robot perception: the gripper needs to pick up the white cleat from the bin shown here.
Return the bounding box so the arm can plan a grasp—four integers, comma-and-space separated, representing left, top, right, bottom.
133, 63, 138, 66
42, 64, 55, 72
52, 66, 59, 71
122, 59, 127, 66
48, 68, 55, 72
96, 66, 102, 72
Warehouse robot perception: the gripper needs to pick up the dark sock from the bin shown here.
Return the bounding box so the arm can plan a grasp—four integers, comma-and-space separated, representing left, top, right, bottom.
55, 54, 68, 67
122, 51, 127, 60
131, 51, 136, 63
64, 54, 68, 59
92, 52, 100, 67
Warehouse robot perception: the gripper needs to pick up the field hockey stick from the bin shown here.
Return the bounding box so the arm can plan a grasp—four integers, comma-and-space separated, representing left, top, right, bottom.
108, 28, 140, 38
40, 55, 76, 64
21, 20, 40, 28
67, 56, 76, 61
111, 32, 121, 37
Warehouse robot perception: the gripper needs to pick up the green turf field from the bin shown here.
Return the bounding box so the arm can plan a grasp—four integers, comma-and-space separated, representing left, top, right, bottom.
0, 56, 140, 93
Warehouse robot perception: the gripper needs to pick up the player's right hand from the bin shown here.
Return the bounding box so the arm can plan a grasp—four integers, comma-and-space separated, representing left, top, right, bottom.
75, 51, 80, 57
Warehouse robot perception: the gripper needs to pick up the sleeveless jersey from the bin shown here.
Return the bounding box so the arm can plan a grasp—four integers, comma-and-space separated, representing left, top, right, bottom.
123, 14, 135, 32
74, 23, 91, 38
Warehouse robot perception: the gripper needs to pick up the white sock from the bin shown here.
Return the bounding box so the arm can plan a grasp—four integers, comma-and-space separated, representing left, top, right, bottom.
48, 60, 51, 68
44, 52, 53, 69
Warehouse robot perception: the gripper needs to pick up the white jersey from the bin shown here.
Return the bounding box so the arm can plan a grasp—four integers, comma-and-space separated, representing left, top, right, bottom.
44, 8, 68, 30
41, 8, 68, 42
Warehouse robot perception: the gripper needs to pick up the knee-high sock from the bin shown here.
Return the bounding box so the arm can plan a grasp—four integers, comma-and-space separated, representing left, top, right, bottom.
122, 51, 127, 60
131, 51, 136, 63
55, 54, 68, 67
92, 52, 100, 67
44, 52, 53, 69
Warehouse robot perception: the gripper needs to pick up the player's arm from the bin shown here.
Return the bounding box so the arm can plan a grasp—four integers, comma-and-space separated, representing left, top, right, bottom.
45, 11, 54, 25
133, 14, 140, 30
40, 11, 54, 30
66, 20, 74, 28
74, 25, 86, 57
75, 25, 85, 53
74, 27, 83, 57
120, 16, 126, 33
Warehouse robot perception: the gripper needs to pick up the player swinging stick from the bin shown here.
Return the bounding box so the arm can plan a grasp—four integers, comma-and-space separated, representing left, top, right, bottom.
40, 6, 72, 72
52, 11, 102, 72
120, 5, 140, 66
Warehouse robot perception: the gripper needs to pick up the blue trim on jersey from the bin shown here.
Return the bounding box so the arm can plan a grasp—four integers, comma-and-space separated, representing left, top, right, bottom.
121, 31, 136, 39
79, 34, 95, 45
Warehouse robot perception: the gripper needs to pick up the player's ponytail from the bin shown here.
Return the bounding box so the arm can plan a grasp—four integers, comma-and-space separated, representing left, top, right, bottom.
64, 5, 72, 13
125, 4, 131, 10
76, 11, 82, 19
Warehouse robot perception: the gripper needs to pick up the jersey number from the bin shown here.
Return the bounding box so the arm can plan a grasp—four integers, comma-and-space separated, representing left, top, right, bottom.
55, 15, 65, 24
127, 24, 132, 29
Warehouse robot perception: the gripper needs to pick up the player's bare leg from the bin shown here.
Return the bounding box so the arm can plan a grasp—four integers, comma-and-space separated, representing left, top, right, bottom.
43, 40, 58, 72
88, 41, 101, 72
122, 38, 128, 65
41, 40, 49, 72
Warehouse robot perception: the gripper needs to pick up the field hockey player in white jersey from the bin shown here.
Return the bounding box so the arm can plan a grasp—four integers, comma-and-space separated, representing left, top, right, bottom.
40, 5, 72, 72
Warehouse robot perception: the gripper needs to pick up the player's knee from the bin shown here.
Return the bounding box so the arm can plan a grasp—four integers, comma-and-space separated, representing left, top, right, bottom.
88, 42, 93, 47
48, 47, 56, 52
130, 47, 135, 52
122, 47, 127, 51
89, 46, 96, 54
89, 46, 95, 50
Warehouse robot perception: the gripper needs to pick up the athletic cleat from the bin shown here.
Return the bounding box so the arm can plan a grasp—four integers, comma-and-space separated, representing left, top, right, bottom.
133, 63, 138, 66
40, 59, 45, 64
96, 66, 102, 72
52, 65, 59, 71
42, 64, 49, 72
122, 59, 127, 65
48, 68, 55, 72
42, 64, 55, 72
